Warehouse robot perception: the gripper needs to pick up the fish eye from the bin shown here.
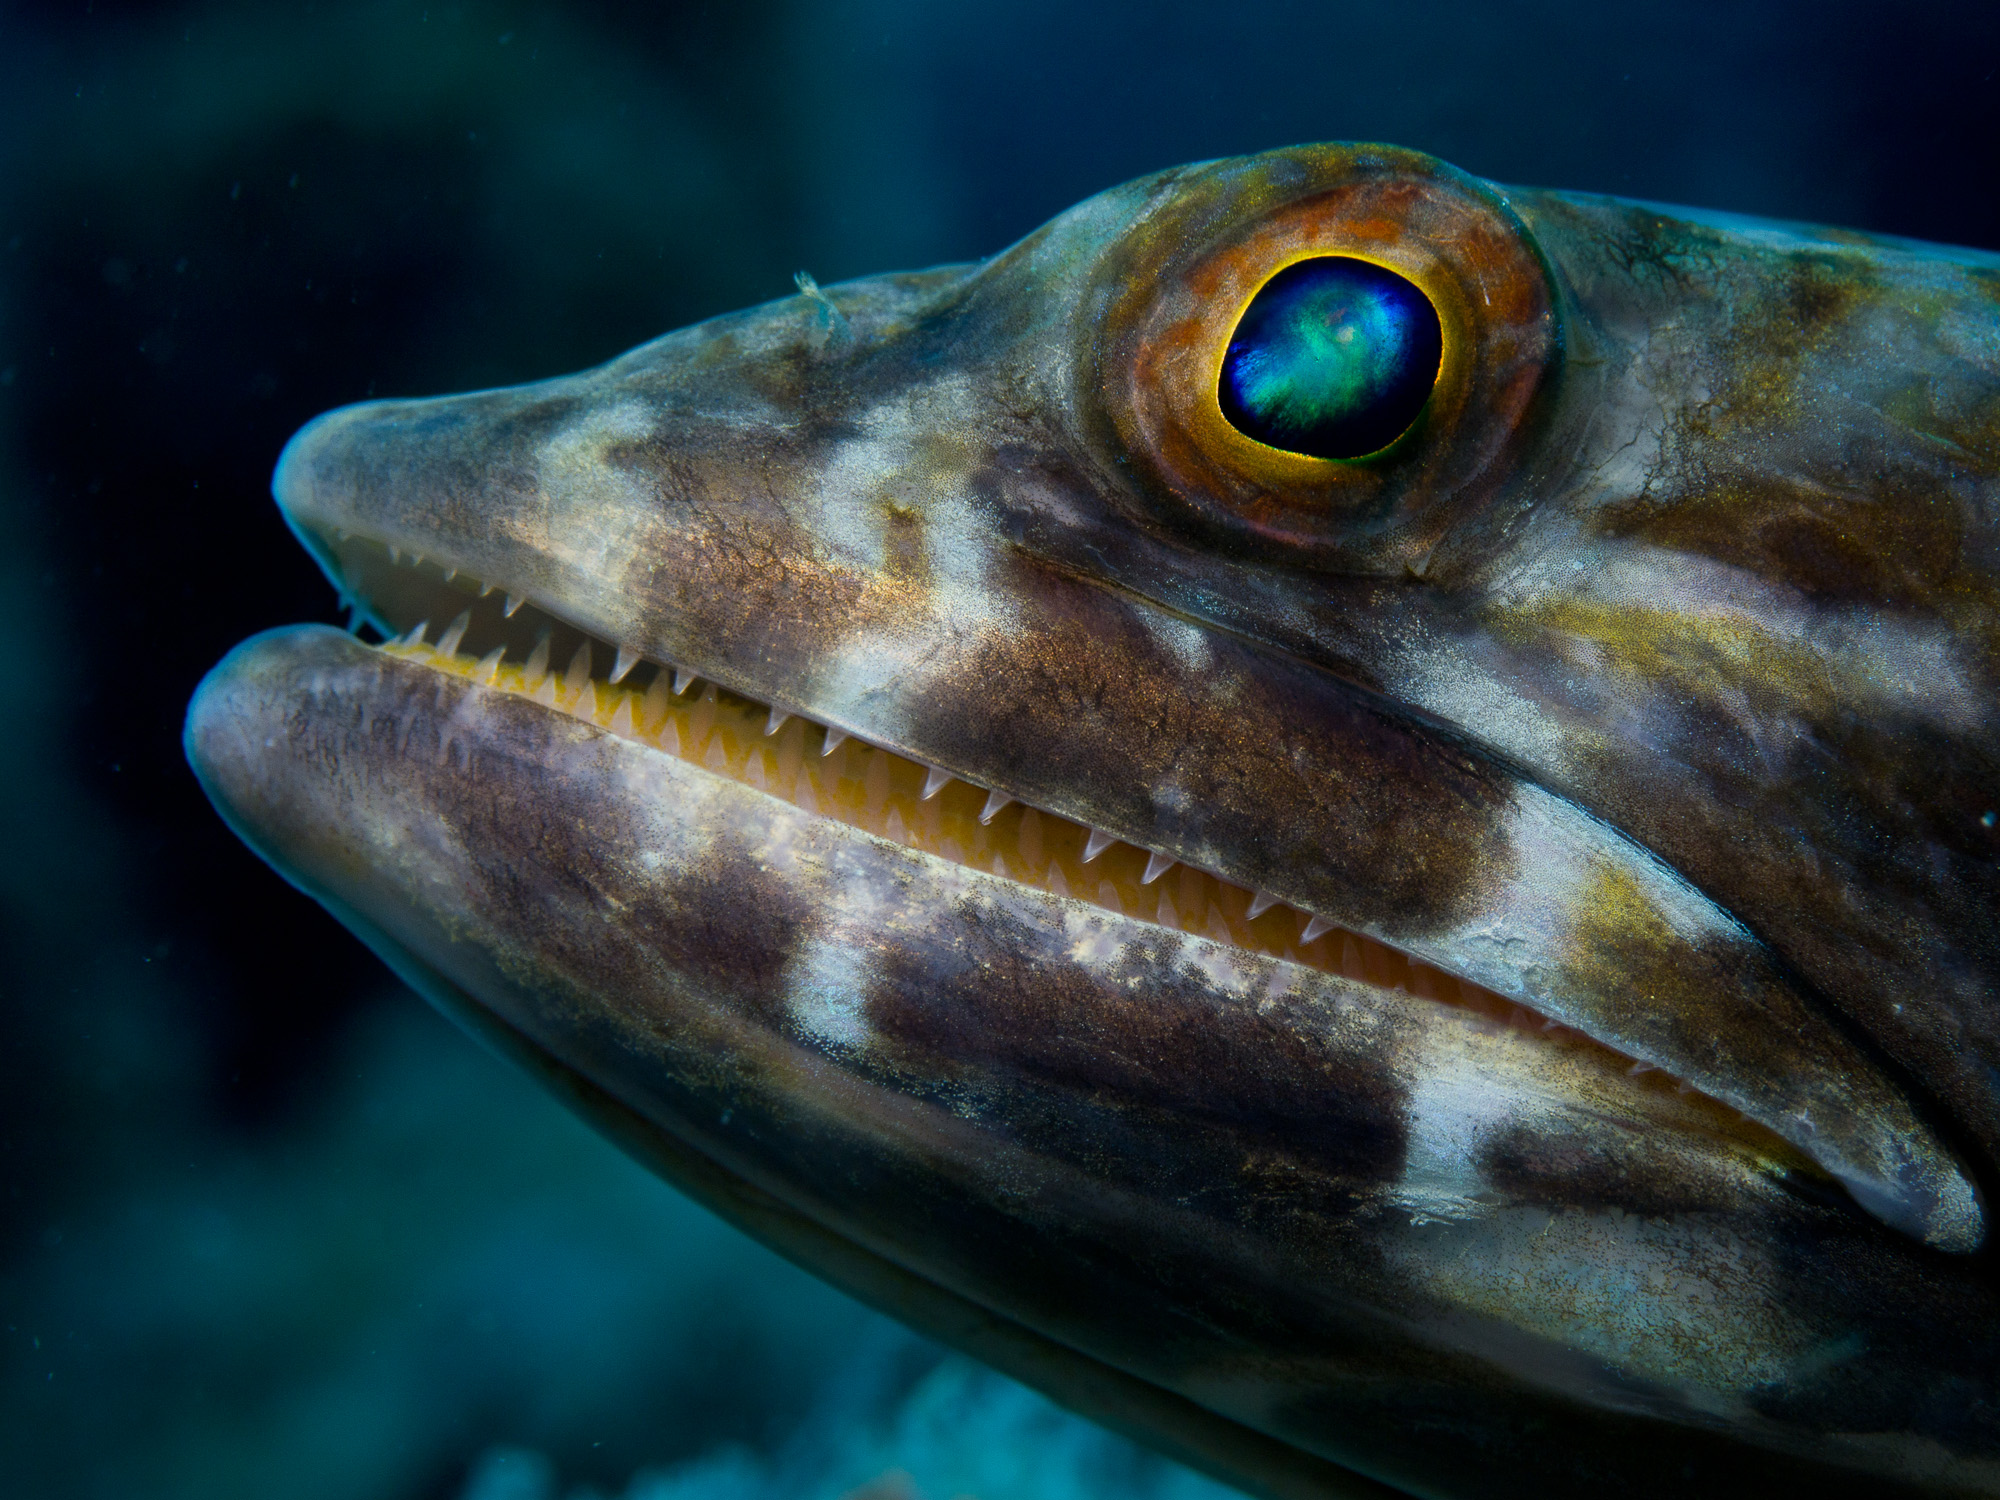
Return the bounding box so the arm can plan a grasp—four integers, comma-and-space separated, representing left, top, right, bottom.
1218, 257, 1443, 460
1089, 145, 1558, 569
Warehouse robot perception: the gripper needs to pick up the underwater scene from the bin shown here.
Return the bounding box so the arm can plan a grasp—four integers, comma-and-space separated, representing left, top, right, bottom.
5, 3, 2000, 1498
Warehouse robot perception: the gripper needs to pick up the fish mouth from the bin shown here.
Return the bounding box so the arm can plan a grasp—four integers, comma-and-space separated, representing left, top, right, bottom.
234, 296, 1986, 1260
300, 524, 1808, 1147
186, 401, 1999, 1491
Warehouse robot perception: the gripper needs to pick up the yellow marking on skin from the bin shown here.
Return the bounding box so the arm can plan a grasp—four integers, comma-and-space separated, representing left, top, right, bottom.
1497, 544, 1979, 732
1561, 859, 1686, 1027
1519, 596, 1829, 706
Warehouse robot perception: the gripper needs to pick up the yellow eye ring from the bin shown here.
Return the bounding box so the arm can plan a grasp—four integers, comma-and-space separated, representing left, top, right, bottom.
1088, 145, 1559, 570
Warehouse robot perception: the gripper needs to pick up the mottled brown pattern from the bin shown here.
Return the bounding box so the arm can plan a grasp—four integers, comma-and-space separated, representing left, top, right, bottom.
191, 630, 2000, 1498
193, 141, 2000, 1497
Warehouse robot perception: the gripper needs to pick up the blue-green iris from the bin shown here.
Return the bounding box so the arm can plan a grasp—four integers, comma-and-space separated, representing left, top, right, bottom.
1219, 257, 1442, 459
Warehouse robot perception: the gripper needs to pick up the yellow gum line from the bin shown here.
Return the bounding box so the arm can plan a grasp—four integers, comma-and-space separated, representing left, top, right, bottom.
386, 638, 1545, 1031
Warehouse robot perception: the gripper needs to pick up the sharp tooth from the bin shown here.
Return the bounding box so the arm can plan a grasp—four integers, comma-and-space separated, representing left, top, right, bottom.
821, 727, 848, 757
1082, 828, 1116, 863
921, 765, 952, 800
524, 628, 551, 685
564, 641, 593, 696
1246, 890, 1277, 919
401, 620, 429, 646
410, 552, 424, 568
608, 696, 636, 737
480, 581, 496, 597
1340, 934, 1365, 979
672, 667, 696, 695
640, 673, 671, 730
388, 544, 402, 565
979, 789, 1013, 824
436, 610, 471, 657
503, 592, 526, 618
766, 708, 790, 736
443, 566, 457, 583
610, 645, 641, 684
1301, 915, 1334, 944
1140, 850, 1175, 884
1628, 1061, 1653, 1076
475, 645, 505, 683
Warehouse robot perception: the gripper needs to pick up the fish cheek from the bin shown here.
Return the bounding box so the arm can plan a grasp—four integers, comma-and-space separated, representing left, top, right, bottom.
842, 896, 1420, 1365
853, 895, 1412, 1221
1595, 422, 1980, 615
951, 461, 1519, 942
420, 698, 830, 1112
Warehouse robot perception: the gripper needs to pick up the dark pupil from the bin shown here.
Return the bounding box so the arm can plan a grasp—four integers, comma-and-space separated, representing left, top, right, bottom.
1218, 257, 1443, 459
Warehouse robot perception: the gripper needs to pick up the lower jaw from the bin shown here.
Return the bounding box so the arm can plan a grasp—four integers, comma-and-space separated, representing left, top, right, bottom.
374, 617, 1729, 1114
195, 621, 1862, 1404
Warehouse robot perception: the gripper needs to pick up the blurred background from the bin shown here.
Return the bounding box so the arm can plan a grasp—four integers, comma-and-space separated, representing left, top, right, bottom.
1, 3, 1995, 1497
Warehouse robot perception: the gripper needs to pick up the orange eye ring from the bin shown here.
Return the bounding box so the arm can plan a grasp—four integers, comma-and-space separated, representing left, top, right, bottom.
1088, 145, 1559, 570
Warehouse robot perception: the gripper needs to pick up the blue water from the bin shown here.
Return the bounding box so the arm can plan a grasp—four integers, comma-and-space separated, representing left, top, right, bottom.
1, 2, 1994, 1496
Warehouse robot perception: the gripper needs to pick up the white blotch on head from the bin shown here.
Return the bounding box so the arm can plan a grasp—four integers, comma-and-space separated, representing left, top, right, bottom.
1143, 611, 1214, 675
753, 805, 811, 876
1393, 1028, 1521, 1224
1513, 537, 1980, 737
532, 397, 665, 601
802, 377, 1020, 734
1402, 650, 1579, 779
1061, 906, 1129, 969
1184, 936, 1261, 1001
784, 935, 877, 1052
1438, 786, 1745, 1011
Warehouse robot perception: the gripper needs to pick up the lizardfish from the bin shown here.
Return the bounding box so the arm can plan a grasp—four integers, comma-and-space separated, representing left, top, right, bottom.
185, 145, 2000, 1499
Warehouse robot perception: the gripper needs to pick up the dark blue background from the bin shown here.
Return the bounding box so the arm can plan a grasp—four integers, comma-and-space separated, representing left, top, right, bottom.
2, 4, 1995, 1496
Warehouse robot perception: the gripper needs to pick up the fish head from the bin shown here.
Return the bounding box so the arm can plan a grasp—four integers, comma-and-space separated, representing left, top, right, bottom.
187, 144, 2000, 1498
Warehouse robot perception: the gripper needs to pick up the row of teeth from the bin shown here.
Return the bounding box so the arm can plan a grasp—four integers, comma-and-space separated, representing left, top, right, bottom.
355, 554, 1691, 1094
390, 603, 1363, 931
